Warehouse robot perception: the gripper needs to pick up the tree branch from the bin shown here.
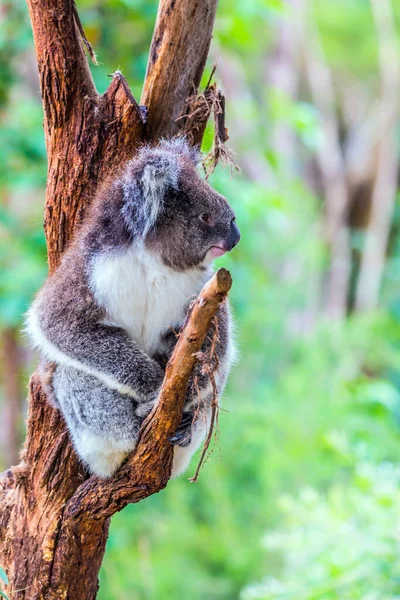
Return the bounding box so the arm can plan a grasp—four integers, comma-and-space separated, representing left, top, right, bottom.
355, 0, 400, 310
296, 0, 351, 319
141, 0, 218, 141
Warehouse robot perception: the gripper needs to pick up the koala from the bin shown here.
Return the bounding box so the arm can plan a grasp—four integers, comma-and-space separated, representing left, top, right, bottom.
26, 138, 240, 478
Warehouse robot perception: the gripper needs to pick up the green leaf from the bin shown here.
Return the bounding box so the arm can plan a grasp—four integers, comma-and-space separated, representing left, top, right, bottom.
0, 591, 9, 600
0, 568, 8, 586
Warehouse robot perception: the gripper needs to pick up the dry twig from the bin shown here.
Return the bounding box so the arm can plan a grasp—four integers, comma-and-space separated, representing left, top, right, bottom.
189, 316, 221, 482
177, 68, 239, 176
203, 88, 240, 178
72, 0, 98, 65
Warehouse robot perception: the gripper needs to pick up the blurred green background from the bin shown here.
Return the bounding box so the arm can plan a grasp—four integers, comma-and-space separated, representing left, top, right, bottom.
2, 0, 400, 598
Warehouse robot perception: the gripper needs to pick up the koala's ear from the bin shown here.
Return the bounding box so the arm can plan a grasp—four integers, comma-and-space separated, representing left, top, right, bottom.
121, 152, 179, 238
139, 154, 179, 228
121, 137, 200, 238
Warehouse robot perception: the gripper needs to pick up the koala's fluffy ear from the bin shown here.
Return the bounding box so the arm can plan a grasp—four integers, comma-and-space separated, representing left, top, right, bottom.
139, 154, 179, 231
121, 150, 179, 238
121, 137, 201, 238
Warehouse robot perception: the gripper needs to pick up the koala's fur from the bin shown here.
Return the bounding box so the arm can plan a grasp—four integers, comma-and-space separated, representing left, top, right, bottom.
26, 138, 240, 478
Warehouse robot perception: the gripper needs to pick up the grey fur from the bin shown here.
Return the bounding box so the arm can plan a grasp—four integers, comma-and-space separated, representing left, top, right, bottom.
121, 138, 200, 239
27, 137, 239, 478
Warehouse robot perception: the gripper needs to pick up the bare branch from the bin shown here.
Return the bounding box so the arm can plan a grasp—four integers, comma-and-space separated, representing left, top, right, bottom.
141, 0, 218, 141
266, 0, 299, 172
296, 0, 351, 319
72, 0, 98, 65
355, 0, 400, 310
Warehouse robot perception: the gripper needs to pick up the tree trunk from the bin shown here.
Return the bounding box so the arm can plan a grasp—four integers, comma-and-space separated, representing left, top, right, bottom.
354, 0, 400, 311
296, 0, 351, 320
0, 1, 223, 598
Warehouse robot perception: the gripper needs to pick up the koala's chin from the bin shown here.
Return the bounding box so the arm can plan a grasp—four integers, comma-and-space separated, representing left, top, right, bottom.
26, 137, 239, 479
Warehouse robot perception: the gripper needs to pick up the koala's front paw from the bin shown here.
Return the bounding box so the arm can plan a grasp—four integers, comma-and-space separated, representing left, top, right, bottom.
169, 411, 193, 447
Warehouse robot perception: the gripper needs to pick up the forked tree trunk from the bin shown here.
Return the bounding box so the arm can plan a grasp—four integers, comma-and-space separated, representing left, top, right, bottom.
0, 1, 226, 598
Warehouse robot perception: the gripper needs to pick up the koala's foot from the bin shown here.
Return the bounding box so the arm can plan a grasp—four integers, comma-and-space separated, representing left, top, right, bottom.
169, 411, 193, 447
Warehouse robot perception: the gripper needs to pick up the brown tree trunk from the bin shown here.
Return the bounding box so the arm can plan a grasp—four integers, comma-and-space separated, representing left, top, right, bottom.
0, 1, 223, 598
355, 0, 400, 311
296, 0, 351, 320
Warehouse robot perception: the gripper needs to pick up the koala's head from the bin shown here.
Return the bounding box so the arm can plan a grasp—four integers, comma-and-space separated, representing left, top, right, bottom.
120, 138, 240, 270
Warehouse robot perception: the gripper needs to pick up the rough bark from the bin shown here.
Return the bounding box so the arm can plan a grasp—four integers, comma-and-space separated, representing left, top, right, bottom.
141, 0, 218, 141
0, 0, 223, 597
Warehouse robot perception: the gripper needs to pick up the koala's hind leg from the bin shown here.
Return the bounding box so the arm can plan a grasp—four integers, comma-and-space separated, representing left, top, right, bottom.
52, 365, 145, 477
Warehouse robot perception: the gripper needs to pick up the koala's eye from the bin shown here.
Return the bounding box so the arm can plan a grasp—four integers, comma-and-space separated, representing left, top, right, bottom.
199, 213, 214, 226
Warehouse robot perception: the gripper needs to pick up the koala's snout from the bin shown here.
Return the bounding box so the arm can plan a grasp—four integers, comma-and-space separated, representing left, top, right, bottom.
207, 220, 240, 261
226, 220, 241, 252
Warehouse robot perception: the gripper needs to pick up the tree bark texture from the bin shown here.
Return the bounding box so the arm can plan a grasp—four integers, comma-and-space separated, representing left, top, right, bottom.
0, 0, 222, 598
141, 0, 218, 141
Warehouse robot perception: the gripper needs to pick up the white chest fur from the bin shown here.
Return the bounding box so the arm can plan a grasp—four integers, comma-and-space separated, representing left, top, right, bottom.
89, 244, 209, 355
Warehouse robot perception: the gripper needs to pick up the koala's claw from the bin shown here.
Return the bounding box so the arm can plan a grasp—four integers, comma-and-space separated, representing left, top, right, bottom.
169, 411, 193, 447
169, 431, 191, 446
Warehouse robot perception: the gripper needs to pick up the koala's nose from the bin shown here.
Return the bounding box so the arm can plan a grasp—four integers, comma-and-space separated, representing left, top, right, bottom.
227, 220, 241, 251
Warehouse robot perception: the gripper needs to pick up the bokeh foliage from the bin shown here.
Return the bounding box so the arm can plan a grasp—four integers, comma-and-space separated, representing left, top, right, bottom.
2, 0, 400, 598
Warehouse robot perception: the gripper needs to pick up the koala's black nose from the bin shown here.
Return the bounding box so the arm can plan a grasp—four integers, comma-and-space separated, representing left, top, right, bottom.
227, 220, 241, 251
